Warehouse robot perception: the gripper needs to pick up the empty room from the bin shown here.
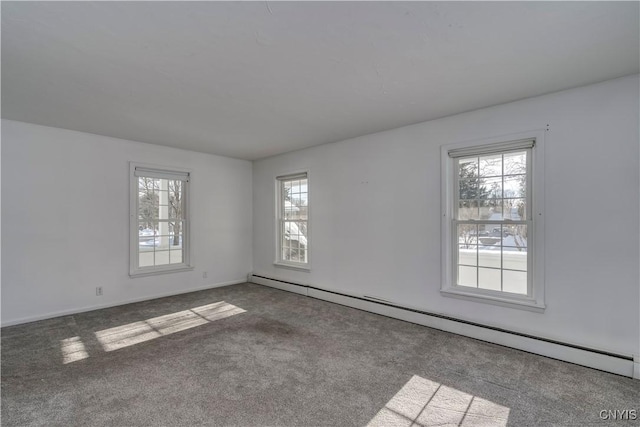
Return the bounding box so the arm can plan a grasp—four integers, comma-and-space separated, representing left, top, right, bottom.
1, 1, 639, 426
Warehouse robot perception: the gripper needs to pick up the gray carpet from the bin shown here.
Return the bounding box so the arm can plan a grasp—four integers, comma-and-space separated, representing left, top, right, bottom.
1, 282, 638, 426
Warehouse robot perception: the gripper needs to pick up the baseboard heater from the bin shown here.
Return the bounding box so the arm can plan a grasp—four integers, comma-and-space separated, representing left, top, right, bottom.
249, 274, 637, 379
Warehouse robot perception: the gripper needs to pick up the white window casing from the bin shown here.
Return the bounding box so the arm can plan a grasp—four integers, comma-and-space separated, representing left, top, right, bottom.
130, 162, 193, 277
275, 171, 310, 271
441, 130, 545, 312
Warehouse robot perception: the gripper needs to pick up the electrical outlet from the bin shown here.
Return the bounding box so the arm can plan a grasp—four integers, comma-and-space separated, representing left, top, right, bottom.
96, 286, 103, 296
202, 272, 208, 279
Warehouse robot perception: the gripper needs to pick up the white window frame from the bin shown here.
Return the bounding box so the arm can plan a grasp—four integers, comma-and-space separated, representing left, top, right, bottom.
129, 162, 193, 277
441, 130, 545, 312
274, 171, 311, 271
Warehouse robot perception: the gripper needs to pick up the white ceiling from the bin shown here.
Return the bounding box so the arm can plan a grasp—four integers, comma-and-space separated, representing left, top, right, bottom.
2, 2, 638, 160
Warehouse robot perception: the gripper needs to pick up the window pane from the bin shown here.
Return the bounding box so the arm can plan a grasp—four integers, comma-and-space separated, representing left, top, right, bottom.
169, 249, 183, 264
138, 177, 158, 221
477, 224, 502, 247
479, 154, 502, 177
479, 176, 502, 200
284, 204, 297, 219
503, 270, 527, 295
282, 181, 292, 200
287, 178, 308, 222
459, 157, 478, 178
297, 205, 308, 221
168, 232, 182, 249
138, 222, 157, 235
138, 223, 158, 250
154, 250, 170, 266
458, 245, 477, 266
157, 184, 170, 221
503, 198, 526, 220
291, 180, 301, 195
503, 249, 527, 271
287, 203, 306, 220
503, 225, 527, 249
139, 177, 159, 191
504, 175, 526, 198
156, 235, 172, 250
139, 252, 154, 267
168, 180, 183, 217
169, 203, 183, 220
283, 220, 307, 262
139, 244, 155, 254
478, 249, 500, 268
458, 179, 478, 201
480, 198, 502, 220
478, 268, 501, 291
457, 223, 478, 245
156, 221, 170, 242
504, 151, 527, 175
458, 266, 477, 287
503, 224, 527, 272
458, 200, 479, 220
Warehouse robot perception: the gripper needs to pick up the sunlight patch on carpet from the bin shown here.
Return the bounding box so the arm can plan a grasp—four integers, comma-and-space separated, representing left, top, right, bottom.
367, 375, 509, 427
95, 301, 245, 352
60, 336, 89, 364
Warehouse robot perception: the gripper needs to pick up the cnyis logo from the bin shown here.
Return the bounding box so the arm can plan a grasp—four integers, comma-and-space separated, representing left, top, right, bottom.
599, 409, 637, 420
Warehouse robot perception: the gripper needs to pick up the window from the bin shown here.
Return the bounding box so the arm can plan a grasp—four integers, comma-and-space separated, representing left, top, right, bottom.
441, 133, 545, 310
130, 164, 192, 276
276, 172, 309, 269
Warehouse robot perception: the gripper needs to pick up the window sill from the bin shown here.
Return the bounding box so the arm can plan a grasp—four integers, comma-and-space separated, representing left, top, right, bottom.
273, 262, 310, 272
440, 287, 545, 313
130, 265, 194, 278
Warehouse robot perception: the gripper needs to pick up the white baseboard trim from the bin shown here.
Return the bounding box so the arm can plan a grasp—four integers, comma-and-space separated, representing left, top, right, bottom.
252, 275, 309, 296
250, 274, 635, 378
1, 278, 247, 327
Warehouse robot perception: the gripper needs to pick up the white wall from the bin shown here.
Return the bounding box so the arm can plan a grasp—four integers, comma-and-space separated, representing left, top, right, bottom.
253, 75, 640, 359
1, 120, 253, 325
